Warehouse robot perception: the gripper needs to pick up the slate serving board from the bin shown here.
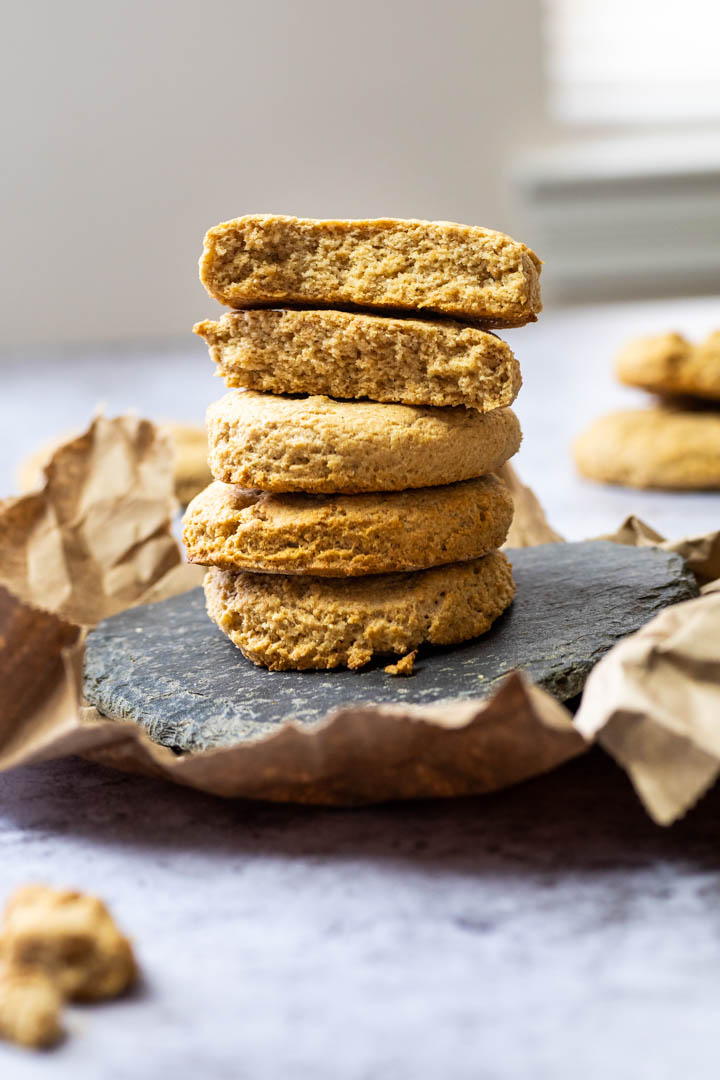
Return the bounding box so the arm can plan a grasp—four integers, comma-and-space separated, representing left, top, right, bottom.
83, 541, 697, 753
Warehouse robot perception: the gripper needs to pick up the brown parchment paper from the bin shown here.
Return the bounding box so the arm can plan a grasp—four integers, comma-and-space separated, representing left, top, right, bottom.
570, 515, 720, 825
0, 416, 585, 805
496, 462, 565, 547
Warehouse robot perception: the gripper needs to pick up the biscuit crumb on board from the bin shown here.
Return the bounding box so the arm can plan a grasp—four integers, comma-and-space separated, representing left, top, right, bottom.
384, 651, 418, 677
0, 885, 137, 1050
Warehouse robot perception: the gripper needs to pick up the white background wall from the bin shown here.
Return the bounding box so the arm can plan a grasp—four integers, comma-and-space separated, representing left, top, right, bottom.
1, 0, 549, 346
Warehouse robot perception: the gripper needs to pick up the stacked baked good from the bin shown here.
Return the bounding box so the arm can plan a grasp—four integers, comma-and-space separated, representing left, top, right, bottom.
575, 331, 720, 490
183, 215, 542, 670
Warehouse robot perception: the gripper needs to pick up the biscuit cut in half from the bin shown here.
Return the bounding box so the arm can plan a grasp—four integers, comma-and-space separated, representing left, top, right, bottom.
204, 551, 515, 670
199, 215, 542, 327
194, 308, 521, 412
183, 474, 514, 576
574, 407, 720, 490
616, 331, 720, 402
207, 391, 522, 493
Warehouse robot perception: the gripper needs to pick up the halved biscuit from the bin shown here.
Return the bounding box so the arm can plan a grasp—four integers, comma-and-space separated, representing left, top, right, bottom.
195, 308, 520, 412
207, 391, 522, 493
204, 551, 515, 670
199, 215, 542, 327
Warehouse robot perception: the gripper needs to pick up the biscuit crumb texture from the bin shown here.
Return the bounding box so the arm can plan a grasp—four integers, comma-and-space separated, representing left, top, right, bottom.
199, 215, 542, 327
384, 651, 417, 677
616, 331, 720, 401
207, 391, 521, 493
183, 475, 514, 576
574, 407, 720, 489
0, 970, 64, 1049
204, 551, 515, 670
195, 308, 521, 411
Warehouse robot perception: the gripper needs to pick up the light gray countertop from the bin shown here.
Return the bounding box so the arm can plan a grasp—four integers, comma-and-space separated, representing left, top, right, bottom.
1, 296, 720, 1079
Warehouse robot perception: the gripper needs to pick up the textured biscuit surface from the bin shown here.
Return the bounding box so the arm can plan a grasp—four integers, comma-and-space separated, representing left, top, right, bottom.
199, 215, 542, 327
616, 331, 720, 401
183, 475, 514, 576
574, 407, 720, 489
204, 551, 515, 670
207, 391, 522, 493
195, 308, 521, 411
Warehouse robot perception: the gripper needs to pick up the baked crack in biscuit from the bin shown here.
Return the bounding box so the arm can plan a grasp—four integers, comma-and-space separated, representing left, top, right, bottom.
616, 331, 720, 401
183, 475, 514, 576
195, 308, 521, 411
204, 551, 515, 670
199, 215, 542, 327
207, 391, 521, 493
574, 407, 720, 489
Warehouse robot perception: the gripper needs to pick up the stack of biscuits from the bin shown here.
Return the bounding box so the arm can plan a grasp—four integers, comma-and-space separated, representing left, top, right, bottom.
575, 331, 720, 490
183, 215, 542, 670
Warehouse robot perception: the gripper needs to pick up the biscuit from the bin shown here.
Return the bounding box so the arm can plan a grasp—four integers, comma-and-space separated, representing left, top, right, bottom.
616, 331, 720, 401
207, 391, 522, 493
194, 308, 521, 411
182, 475, 514, 576
204, 551, 515, 670
199, 215, 542, 327
574, 407, 720, 489
163, 422, 213, 505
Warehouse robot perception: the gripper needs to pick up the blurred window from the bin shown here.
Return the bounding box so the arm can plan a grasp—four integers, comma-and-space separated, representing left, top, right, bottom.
545, 0, 720, 124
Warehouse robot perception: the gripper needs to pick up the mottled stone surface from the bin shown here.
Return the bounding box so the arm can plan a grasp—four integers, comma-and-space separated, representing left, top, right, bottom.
83, 541, 697, 752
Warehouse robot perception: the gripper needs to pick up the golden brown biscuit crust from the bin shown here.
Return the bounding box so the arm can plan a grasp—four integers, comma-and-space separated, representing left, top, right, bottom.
204, 551, 515, 670
194, 308, 521, 412
207, 391, 522, 493
616, 331, 720, 401
182, 475, 514, 576
199, 215, 542, 327
574, 407, 720, 489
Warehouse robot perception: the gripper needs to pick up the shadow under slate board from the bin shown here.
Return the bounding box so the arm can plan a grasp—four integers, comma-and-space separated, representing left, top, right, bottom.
83, 541, 697, 753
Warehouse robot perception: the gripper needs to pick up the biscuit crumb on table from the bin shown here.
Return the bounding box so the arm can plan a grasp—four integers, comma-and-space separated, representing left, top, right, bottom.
384, 651, 418, 677
0, 969, 64, 1049
0, 884, 136, 1050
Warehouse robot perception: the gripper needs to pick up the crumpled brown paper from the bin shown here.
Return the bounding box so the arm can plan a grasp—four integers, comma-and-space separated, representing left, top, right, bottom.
569, 515, 720, 825
575, 589, 720, 825
0, 415, 181, 625
600, 514, 720, 587
496, 462, 565, 547
0, 416, 585, 805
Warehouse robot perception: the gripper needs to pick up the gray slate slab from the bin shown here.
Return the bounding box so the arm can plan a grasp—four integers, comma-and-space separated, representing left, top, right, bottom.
82, 541, 698, 753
